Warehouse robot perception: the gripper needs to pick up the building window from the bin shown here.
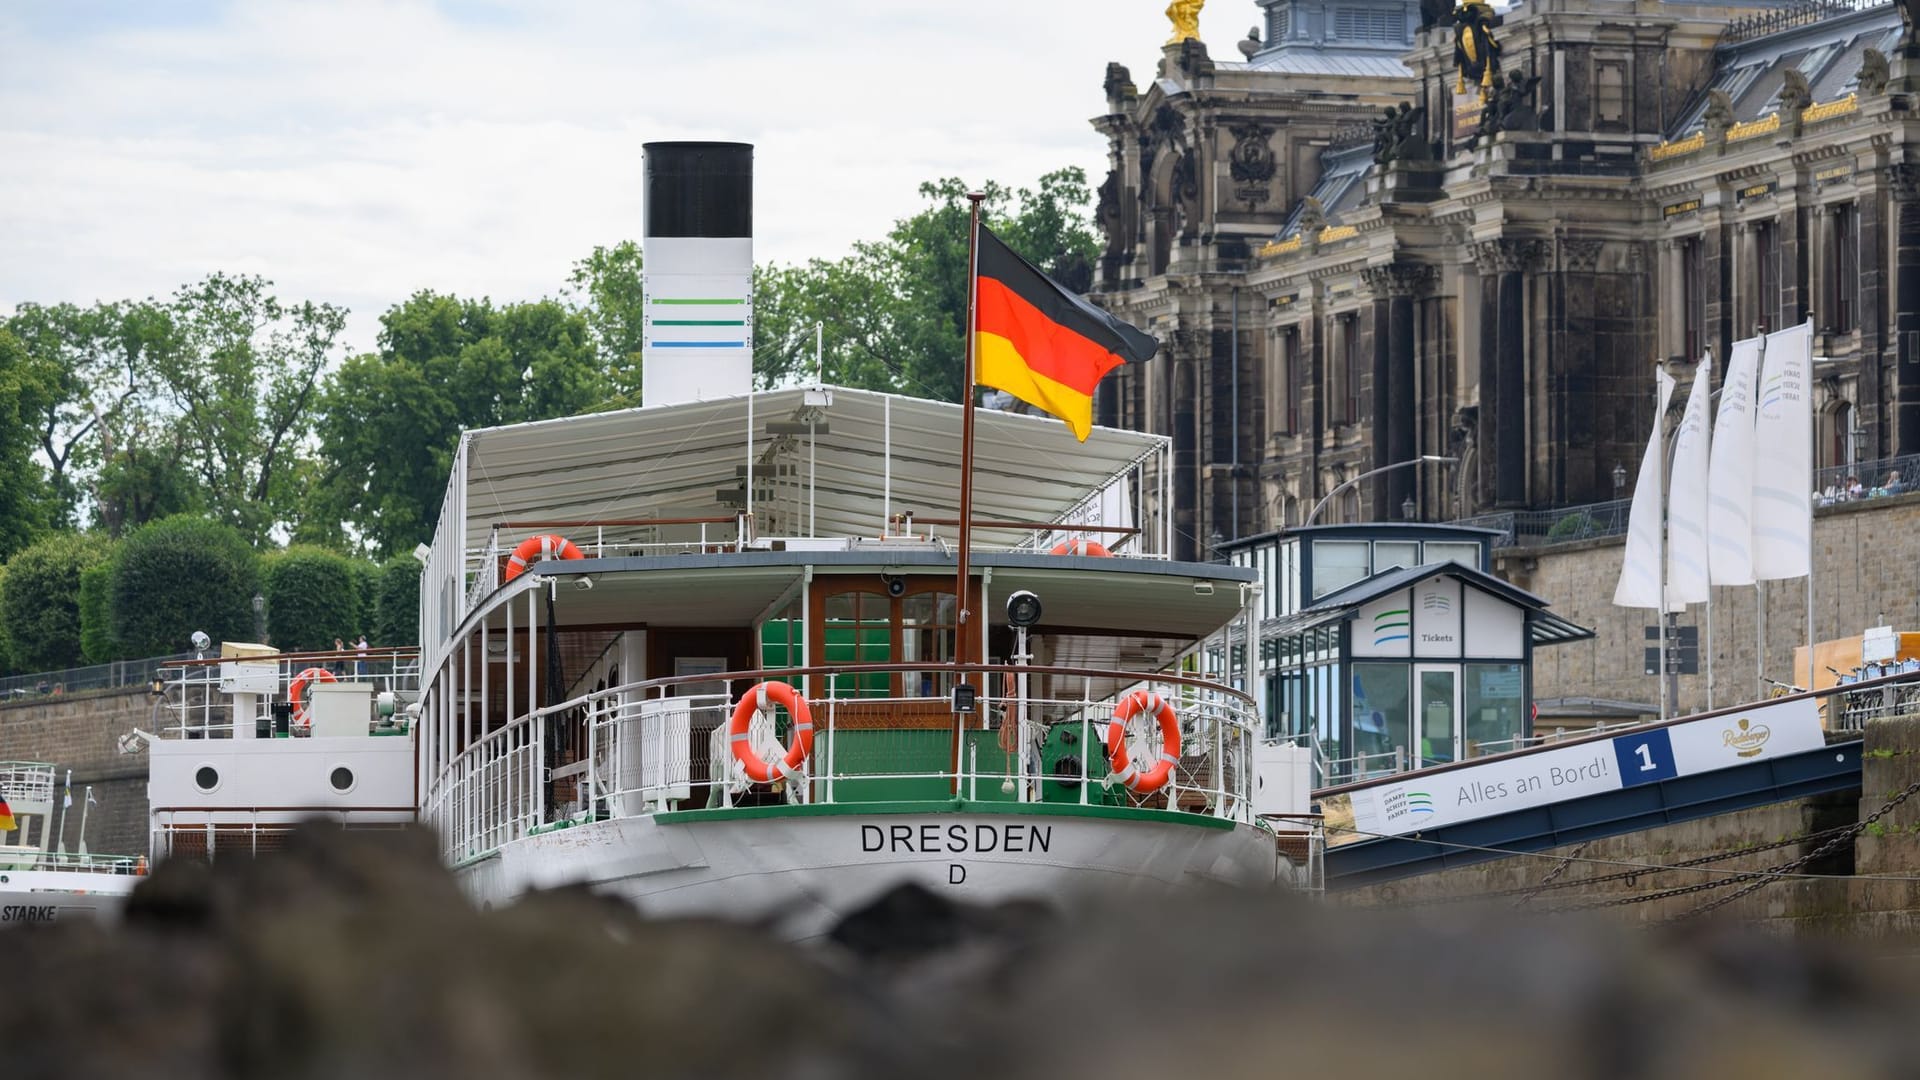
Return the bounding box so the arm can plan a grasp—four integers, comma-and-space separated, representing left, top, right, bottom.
1333, 7, 1400, 42
1681, 236, 1704, 360
1831, 204, 1858, 334
1341, 314, 1361, 425
1351, 662, 1411, 771
1464, 663, 1525, 756
1595, 61, 1627, 128
1281, 328, 1301, 435
1268, 7, 1290, 41
1755, 220, 1782, 331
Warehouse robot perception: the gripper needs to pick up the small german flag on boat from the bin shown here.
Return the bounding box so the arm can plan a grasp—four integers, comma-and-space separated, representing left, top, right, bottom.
0, 790, 14, 834
973, 225, 1157, 441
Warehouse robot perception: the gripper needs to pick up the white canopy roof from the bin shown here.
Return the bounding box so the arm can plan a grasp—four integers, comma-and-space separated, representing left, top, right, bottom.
455, 386, 1166, 550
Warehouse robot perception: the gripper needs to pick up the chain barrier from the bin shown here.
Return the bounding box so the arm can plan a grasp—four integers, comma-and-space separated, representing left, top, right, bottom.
1511, 840, 1589, 909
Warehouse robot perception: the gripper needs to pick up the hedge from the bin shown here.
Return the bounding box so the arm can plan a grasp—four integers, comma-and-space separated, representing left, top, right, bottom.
109, 515, 259, 658
263, 546, 362, 652
373, 558, 421, 646
77, 556, 118, 664
1, 532, 112, 672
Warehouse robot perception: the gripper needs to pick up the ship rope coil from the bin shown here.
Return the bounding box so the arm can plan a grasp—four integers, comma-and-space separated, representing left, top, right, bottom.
1048, 538, 1112, 557
729, 681, 816, 784
288, 666, 337, 729
503, 533, 585, 582
1106, 689, 1182, 794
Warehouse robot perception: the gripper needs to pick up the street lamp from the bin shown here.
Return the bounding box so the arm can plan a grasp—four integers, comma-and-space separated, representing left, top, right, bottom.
252, 592, 266, 643
1401, 495, 1418, 521
1305, 455, 1458, 527
1611, 462, 1628, 496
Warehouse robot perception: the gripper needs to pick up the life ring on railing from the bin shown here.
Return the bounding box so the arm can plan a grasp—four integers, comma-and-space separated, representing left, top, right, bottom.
1049, 538, 1112, 557
288, 666, 337, 728
503, 533, 586, 582
729, 681, 816, 784
1105, 689, 1182, 794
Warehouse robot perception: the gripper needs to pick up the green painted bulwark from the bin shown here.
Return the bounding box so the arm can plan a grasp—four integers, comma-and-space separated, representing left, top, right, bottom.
655, 797, 1237, 830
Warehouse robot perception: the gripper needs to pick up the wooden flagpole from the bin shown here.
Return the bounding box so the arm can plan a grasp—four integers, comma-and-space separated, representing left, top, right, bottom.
953, 192, 985, 787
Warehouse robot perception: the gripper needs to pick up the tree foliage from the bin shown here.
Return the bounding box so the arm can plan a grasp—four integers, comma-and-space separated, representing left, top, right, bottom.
315, 293, 601, 558
373, 558, 421, 647
751, 167, 1102, 401
0, 532, 112, 672
109, 514, 259, 658
153, 274, 346, 543
0, 327, 57, 559
566, 241, 645, 407
263, 546, 362, 652
77, 557, 117, 664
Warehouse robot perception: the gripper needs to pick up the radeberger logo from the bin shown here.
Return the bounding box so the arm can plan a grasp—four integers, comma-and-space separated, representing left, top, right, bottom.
1723, 716, 1770, 758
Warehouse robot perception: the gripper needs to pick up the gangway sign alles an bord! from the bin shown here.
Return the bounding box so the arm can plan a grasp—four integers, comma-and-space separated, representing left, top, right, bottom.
1349, 697, 1826, 837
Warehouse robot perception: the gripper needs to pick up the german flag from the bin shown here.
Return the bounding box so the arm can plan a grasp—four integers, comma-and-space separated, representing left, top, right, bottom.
974, 225, 1157, 441
0, 791, 14, 834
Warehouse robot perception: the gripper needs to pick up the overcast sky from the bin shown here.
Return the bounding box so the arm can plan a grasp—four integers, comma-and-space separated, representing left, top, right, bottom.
1, 0, 1254, 352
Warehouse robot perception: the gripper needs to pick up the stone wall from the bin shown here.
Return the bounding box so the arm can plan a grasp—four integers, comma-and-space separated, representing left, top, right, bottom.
0, 688, 158, 855
1507, 492, 1920, 716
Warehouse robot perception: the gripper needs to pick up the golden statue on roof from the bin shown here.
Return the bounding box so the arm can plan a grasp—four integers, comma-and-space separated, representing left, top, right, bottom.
1166, 0, 1205, 44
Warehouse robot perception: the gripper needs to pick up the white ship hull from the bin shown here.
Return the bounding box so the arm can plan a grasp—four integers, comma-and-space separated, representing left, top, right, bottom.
458, 808, 1290, 939
0, 869, 136, 926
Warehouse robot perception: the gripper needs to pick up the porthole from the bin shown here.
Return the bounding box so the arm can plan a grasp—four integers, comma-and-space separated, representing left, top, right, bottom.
194, 765, 220, 793
328, 765, 356, 793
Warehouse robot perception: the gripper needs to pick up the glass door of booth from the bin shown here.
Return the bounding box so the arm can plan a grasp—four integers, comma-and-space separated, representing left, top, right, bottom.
1414, 665, 1460, 768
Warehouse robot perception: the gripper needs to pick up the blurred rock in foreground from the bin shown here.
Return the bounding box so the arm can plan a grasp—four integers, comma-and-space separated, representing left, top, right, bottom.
3, 824, 1916, 1080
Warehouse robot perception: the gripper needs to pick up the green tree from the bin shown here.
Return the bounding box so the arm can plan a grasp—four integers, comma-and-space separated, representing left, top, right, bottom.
262, 546, 362, 652
153, 274, 345, 542
0, 532, 112, 672
315, 293, 602, 558
0, 327, 57, 558
1, 301, 168, 527
751, 167, 1103, 401
566, 241, 645, 406
109, 514, 259, 658
77, 556, 118, 664
373, 558, 421, 647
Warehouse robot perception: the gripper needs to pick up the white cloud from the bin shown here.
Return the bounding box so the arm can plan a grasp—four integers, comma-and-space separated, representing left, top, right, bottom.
0, 0, 1247, 351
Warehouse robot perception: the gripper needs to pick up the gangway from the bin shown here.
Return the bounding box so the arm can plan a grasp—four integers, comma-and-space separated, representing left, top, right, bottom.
1317, 676, 1911, 887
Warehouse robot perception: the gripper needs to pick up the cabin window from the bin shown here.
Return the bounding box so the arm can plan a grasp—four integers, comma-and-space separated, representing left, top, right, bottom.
1423, 540, 1481, 570
901, 591, 959, 698
814, 582, 967, 699
1312, 540, 1370, 598
1350, 662, 1411, 773
1373, 540, 1419, 572
1464, 663, 1525, 755
822, 590, 892, 698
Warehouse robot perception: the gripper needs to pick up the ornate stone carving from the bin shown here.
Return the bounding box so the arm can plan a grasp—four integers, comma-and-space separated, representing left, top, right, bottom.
1560, 239, 1603, 272
1419, 0, 1455, 31
1166, 0, 1205, 45
1361, 262, 1437, 297
1464, 68, 1541, 149
1103, 62, 1137, 105
1229, 124, 1276, 184
1471, 238, 1539, 273
1238, 25, 1262, 59
1899, 0, 1920, 52
1778, 69, 1813, 135
1860, 49, 1891, 97
1703, 90, 1734, 150
1097, 170, 1125, 256
1296, 197, 1329, 251
1372, 103, 1432, 165
1890, 163, 1920, 203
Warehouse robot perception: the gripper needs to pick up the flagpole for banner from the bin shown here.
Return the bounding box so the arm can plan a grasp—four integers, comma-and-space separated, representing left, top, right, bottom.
953, 191, 985, 789
77, 785, 92, 857
1658, 360, 1670, 725
1706, 592, 1714, 711
1754, 327, 1768, 699
1803, 318, 1817, 694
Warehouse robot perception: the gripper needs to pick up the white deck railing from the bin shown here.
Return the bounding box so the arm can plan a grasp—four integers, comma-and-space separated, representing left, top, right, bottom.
421, 664, 1263, 866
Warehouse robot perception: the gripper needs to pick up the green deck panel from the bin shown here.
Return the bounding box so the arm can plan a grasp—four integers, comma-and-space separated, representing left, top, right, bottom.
656, 797, 1237, 830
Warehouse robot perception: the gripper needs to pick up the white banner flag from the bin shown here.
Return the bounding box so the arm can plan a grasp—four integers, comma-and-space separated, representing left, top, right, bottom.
1614, 365, 1677, 609
1751, 321, 1814, 581
1706, 337, 1760, 586
1667, 360, 1714, 605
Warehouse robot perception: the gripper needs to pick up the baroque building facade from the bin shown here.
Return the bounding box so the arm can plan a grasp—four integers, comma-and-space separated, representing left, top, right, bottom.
1092, 0, 1916, 562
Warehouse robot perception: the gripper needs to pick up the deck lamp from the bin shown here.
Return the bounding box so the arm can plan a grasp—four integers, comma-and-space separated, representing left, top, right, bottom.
1006, 590, 1043, 628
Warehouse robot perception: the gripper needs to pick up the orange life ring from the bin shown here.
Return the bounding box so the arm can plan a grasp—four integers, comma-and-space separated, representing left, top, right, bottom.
134, 856, 149, 876
503, 533, 586, 582
1049, 538, 1112, 557
1106, 689, 1182, 794
729, 681, 815, 784
288, 666, 337, 728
